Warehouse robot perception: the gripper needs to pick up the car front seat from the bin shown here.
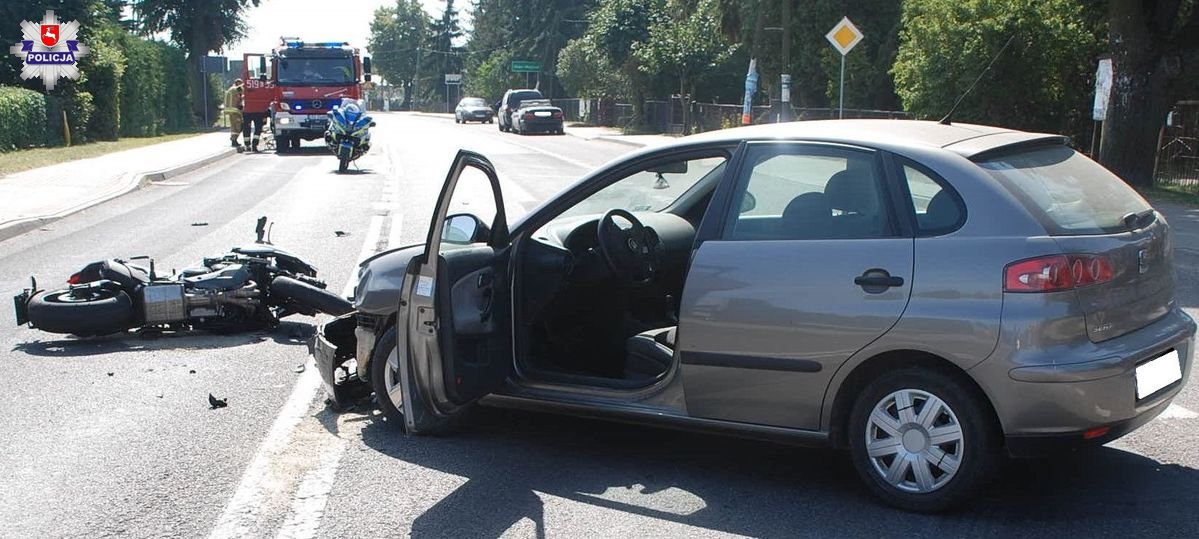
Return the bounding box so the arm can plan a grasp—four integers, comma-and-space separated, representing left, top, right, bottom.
624, 326, 676, 380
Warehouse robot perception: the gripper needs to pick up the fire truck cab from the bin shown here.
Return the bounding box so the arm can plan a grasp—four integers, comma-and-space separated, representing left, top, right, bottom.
243, 38, 371, 152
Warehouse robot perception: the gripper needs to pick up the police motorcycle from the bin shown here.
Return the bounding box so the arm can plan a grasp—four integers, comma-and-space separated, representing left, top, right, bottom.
325, 98, 374, 173
13, 217, 352, 337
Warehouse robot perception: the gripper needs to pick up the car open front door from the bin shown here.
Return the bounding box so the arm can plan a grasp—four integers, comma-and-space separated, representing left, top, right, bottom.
397, 150, 512, 433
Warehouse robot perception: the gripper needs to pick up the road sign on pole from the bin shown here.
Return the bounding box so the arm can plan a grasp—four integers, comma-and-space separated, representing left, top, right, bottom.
826, 17, 863, 119
511, 60, 541, 73
444, 73, 463, 85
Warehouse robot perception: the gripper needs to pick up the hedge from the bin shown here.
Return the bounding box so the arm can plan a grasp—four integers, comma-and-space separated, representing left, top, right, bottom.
0, 87, 47, 151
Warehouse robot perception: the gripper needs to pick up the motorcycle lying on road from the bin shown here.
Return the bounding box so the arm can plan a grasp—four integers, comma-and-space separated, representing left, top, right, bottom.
325, 98, 375, 173
13, 217, 352, 337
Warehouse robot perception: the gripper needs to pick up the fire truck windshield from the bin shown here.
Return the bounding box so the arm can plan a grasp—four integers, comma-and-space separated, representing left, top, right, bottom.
277, 56, 355, 85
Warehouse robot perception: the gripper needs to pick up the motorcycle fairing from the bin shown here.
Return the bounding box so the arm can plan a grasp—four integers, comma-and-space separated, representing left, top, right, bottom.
232, 244, 317, 276
184, 264, 252, 290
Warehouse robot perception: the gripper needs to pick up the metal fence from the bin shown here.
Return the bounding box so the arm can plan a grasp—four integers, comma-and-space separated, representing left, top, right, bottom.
547, 97, 911, 134
1154, 101, 1199, 192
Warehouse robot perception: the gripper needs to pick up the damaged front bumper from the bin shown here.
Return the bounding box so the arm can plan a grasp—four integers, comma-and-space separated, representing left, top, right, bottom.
311, 312, 370, 408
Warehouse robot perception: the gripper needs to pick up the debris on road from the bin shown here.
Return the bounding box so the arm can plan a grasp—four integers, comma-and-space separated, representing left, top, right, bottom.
106, 372, 114, 376
334, 230, 349, 237
208, 394, 228, 409
293, 363, 306, 373
191, 222, 208, 226
188, 369, 196, 374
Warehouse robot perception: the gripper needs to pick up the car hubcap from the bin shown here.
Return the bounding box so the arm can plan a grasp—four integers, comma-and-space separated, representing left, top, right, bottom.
866, 388, 963, 494
383, 348, 403, 410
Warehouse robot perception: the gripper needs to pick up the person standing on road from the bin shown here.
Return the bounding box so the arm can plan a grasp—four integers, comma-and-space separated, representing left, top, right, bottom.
223, 79, 244, 149
242, 104, 267, 153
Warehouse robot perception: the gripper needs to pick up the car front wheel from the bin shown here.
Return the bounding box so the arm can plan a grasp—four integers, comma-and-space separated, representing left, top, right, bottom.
847, 367, 1000, 512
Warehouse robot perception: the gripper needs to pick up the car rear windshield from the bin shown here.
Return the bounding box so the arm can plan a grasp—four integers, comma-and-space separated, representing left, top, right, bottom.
461, 98, 485, 106
979, 145, 1151, 236
507, 91, 541, 106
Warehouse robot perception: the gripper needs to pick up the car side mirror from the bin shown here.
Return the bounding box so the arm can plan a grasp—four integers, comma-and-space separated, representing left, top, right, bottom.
740, 192, 757, 214
442, 213, 491, 245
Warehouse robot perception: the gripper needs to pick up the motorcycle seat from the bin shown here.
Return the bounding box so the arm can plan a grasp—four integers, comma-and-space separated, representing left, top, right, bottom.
102, 259, 150, 290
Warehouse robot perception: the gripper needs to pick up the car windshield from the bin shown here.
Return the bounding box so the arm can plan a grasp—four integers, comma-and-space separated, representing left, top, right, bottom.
980, 145, 1152, 235
277, 56, 354, 85
460, 98, 485, 107
557, 157, 727, 220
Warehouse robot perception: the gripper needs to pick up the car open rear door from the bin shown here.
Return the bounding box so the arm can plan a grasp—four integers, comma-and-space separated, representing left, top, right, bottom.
396, 150, 512, 433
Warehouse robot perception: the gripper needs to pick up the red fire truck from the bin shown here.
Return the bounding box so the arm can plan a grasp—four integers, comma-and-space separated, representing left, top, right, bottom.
242, 38, 372, 152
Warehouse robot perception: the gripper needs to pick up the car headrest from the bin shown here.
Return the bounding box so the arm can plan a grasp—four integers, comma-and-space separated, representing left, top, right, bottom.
825, 168, 879, 215
782, 192, 833, 237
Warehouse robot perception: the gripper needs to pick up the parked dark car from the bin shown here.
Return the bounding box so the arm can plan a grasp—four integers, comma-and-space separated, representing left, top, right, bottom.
495, 88, 543, 132
313, 120, 1194, 513
454, 97, 493, 124
511, 99, 564, 135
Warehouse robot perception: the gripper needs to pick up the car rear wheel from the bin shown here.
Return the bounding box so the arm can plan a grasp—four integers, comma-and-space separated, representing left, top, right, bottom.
847, 367, 1000, 513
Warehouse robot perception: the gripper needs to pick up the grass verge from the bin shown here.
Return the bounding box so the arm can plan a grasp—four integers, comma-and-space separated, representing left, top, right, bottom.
1139, 185, 1199, 207
0, 133, 202, 177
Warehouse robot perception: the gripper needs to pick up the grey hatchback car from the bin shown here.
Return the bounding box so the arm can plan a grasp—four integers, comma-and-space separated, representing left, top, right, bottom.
313, 120, 1195, 512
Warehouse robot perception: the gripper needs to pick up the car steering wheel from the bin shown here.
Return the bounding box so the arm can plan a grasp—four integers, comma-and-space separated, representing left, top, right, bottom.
596, 209, 659, 285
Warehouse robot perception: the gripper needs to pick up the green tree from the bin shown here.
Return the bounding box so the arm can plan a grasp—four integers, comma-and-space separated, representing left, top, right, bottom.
635, 0, 735, 98
368, 1, 430, 109
134, 0, 261, 124
556, 36, 627, 98
891, 0, 1100, 137
422, 0, 464, 108
466, 0, 597, 99
1100, 0, 1199, 186
586, 0, 668, 126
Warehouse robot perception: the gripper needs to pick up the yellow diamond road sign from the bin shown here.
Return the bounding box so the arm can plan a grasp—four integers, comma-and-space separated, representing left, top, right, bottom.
826, 16, 863, 56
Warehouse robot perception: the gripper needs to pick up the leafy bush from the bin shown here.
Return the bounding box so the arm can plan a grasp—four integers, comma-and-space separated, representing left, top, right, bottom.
0, 86, 47, 151
120, 37, 166, 136
82, 34, 126, 141
42, 89, 95, 146
158, 42, 193, 133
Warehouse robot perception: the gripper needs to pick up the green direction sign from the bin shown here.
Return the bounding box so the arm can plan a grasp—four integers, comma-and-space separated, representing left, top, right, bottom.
511, 60, 541, 73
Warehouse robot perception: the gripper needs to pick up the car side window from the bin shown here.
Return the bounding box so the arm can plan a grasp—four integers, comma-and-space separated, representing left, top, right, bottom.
726, 144, 895, 240
899, 159, 964, 236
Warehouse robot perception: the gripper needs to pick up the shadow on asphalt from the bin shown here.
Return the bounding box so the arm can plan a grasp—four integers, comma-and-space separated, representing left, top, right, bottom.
347, 407, 1199, 537
11, 320, 314, 357
274, 147, 329, 156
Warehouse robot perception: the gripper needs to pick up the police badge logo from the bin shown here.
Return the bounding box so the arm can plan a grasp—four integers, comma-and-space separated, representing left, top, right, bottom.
9, 10, 89, 90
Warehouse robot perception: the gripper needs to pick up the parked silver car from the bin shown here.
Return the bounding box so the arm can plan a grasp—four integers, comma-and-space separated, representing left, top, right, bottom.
313, 120, 1195, 512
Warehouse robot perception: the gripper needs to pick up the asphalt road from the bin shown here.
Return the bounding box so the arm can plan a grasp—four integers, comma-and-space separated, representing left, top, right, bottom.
1, 113, 1197, 538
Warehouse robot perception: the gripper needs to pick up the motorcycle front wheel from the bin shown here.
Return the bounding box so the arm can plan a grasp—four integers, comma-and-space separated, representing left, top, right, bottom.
26, 288, 135, 336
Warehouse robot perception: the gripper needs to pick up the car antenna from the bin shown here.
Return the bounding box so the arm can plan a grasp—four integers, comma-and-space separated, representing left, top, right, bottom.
939, 34, 1017, 125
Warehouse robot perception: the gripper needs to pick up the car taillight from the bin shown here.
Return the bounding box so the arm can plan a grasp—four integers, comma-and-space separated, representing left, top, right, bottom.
523, 113, 535, 120
552, 111, 563, 119
1004, 254, 1114, 293
67, 273, 81, 284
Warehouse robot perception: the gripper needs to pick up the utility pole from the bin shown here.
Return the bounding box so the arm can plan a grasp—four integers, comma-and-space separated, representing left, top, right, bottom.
779, 0, 792, 121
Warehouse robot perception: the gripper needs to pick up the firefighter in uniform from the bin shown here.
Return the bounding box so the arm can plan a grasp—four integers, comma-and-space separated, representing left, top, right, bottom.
223, 79, 244, 149
242, 95, 268, 153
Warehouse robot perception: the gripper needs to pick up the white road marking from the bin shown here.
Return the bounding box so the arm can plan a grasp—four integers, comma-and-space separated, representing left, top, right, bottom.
274, 440, 347, 539
340, 214, 384, 299
210, 210, 388, 538
387, 213, 405, 248
1159, 403, 1199, 419
207, 364, 323, 539
503, 138, 597, 172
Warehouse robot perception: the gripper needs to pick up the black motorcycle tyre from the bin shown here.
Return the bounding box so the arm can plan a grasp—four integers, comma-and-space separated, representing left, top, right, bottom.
27, 289, 135, 336
271, 276, 353, 316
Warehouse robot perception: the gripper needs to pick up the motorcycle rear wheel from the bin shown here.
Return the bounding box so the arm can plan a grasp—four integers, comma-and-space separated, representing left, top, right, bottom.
27, 288, 135, 336
271, 276, 353, 316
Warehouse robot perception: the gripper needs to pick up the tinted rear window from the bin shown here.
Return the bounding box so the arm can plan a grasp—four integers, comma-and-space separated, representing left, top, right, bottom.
507, 91, 542, 105
979, 145, 1151, 235
460, 98, 485, 106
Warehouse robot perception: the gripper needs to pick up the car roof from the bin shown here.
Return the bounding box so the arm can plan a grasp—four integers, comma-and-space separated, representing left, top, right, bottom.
676, 120, 1066, 160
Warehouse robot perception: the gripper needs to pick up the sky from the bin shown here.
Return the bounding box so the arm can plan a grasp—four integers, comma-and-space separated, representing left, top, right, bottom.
225, 0, 471, 59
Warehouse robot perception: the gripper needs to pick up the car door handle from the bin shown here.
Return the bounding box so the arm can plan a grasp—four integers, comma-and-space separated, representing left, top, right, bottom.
855, 271, 904, 290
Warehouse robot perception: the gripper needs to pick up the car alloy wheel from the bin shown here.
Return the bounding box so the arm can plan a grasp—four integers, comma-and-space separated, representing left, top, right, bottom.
865, 388, 963, 494
382, 346, 402, 410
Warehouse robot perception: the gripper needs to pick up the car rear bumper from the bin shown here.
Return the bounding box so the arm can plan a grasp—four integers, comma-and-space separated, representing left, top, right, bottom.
518, 119, 563, 132
977, 306, 1195, 453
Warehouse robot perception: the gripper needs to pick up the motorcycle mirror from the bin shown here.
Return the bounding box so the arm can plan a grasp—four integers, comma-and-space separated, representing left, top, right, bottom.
255, 216, 267, 243
369, 121, 377, 127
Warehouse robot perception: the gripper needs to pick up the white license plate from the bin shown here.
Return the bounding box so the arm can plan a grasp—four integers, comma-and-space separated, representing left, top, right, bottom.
534, 111, 552, 117
1136, 350, 1182, 400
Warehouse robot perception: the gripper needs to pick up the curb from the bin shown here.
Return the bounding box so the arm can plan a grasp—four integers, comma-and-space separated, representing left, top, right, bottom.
413, 112, 455, 121
594, 135, 649, 148
0, 148, 236, 242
